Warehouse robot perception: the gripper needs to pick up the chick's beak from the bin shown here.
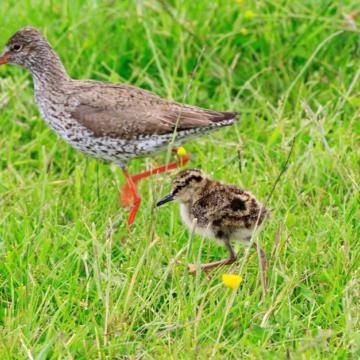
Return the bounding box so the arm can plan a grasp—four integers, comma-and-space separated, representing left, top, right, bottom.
156, 193, 174, 207
0, 52, 10, 65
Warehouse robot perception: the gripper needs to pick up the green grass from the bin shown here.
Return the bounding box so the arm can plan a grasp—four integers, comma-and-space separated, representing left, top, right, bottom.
1, 0, 360, 358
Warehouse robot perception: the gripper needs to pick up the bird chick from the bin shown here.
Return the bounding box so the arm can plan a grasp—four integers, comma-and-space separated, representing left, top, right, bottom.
157, 169, 269, 275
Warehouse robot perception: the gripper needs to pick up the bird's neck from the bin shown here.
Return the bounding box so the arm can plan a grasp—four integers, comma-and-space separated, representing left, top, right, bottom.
29, 50, 70, 90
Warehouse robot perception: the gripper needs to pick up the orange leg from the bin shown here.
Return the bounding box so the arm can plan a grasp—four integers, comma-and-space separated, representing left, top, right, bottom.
122, 170, 142, 226
121, 151, 191, 225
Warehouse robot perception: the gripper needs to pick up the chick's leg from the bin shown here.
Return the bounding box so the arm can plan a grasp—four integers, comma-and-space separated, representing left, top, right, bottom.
188, 238, 236, 275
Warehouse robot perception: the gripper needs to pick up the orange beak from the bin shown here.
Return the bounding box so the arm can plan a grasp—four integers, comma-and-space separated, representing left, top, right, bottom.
0, 53, 10, 65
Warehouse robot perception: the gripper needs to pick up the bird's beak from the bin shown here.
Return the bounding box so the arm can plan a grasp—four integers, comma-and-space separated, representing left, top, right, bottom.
0, 52, 10, 65
156, 193, 174, 207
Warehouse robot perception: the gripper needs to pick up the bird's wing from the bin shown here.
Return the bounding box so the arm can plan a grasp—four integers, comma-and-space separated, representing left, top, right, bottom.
193, 184, 266, 229
69, 82, 238, 140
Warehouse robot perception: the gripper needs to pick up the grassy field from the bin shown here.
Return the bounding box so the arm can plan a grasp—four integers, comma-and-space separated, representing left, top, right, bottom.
0, 0, 359, 358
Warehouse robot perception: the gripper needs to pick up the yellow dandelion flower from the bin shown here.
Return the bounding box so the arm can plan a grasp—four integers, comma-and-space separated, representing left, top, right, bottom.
239, 27, 248, 35
244, 10, 255, 19
222, 274, 242, 289
177, 146, 187, 157
235, 0, 244, 4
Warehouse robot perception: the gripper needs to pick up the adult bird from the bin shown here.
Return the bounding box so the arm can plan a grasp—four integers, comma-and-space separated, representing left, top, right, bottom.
0, 27, 238, 224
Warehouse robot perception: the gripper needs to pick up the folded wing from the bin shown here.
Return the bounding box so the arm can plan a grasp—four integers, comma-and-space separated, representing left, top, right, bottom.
70, 83, 238, 139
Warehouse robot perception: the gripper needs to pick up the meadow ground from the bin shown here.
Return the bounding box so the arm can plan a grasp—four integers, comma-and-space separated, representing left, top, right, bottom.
0, 0, 359, 358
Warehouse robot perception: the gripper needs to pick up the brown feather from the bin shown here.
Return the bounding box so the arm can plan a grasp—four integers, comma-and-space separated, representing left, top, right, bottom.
165, 169, 269, 242
69, 81, 238, 139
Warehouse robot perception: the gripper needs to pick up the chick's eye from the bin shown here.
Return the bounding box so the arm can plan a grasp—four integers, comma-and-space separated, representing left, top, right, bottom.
12, 44, 22, 51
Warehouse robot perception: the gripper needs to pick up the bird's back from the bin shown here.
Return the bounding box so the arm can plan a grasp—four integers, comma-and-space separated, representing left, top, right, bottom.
65, 79, 238, 140
190, 181, 268, 241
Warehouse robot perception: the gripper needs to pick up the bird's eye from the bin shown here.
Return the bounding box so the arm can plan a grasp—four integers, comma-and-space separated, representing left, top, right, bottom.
12, 44, 22, 52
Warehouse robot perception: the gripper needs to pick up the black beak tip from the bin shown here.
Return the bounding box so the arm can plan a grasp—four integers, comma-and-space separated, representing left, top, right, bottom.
156, 193, 174, 207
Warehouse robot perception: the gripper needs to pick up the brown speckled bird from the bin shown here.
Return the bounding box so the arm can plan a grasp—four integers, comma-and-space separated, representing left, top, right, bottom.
0, 27, 238, 225
157, 169, 269, 275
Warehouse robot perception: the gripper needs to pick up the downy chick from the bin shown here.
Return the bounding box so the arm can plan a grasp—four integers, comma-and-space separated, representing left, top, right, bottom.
157, 169, 269, 274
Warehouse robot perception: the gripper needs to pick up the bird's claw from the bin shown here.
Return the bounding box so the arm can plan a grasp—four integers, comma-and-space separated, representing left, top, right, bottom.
188, 263, 197, 275
119, 183, 135, 208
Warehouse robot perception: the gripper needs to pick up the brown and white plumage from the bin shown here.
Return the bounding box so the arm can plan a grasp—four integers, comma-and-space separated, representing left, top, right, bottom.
157, 169, 269, 274
0, 27, 238, 167
0, 27, 239, 225
70, 82, 237, 140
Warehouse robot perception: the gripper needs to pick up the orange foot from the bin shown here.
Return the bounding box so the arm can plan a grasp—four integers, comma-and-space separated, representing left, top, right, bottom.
120, 179, 138, 209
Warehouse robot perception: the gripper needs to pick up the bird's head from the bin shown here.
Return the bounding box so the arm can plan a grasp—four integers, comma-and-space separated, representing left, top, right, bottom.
157, 168, 209, 206
0, 27, 61, 73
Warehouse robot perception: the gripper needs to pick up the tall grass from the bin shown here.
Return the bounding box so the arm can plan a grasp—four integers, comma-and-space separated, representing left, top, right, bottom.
0, 0, 359, 358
